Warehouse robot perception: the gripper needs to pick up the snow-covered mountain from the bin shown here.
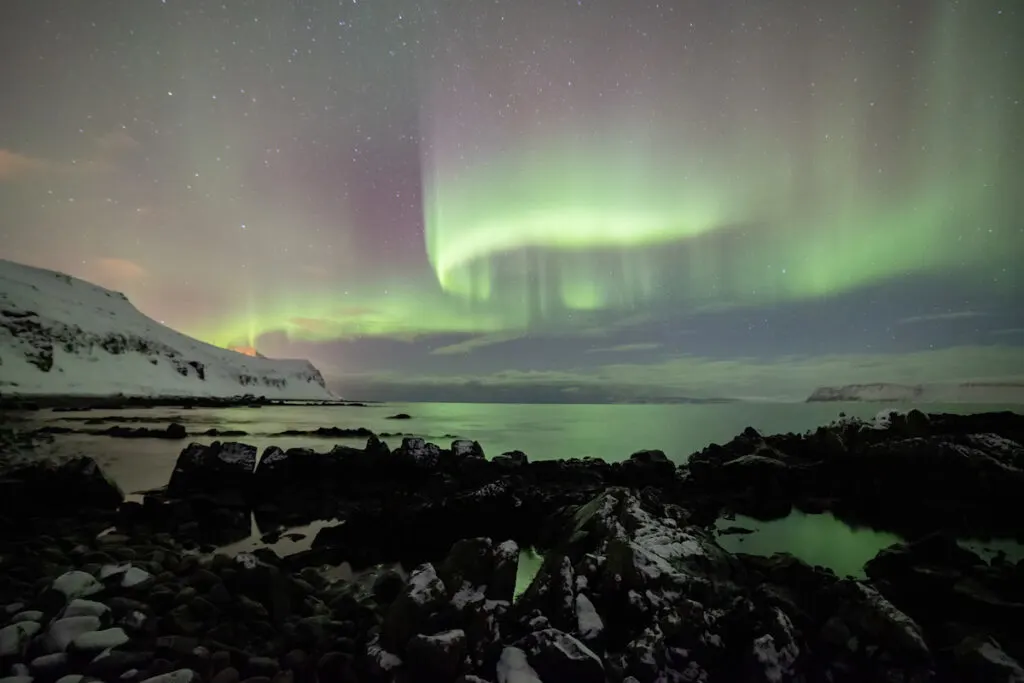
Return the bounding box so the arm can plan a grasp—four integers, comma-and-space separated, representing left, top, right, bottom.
807, 382, 1024, 404
0, 259, 334, 399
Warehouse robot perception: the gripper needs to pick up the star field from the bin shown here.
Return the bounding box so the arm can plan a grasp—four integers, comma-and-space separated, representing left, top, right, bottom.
0, 0, 1021, 400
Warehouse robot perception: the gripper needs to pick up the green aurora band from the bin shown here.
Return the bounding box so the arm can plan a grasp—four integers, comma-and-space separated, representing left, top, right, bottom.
187, 3, 1020, 349
421, 3, 1021, 318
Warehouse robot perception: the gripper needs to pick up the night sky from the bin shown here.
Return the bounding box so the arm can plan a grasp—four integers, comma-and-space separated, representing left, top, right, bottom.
1, 0, 1022, 401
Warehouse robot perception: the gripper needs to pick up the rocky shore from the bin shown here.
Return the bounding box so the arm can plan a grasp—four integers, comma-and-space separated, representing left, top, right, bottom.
0, 394, 370, 412
2, 409, 1024, 682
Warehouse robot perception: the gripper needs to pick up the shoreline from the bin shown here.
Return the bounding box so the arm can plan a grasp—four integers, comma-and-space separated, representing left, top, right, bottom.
0, 394, 375, 411
2, 409, 1024, 681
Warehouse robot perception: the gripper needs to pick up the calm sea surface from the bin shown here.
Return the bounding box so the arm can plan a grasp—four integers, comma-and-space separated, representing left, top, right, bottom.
19, 400, 1024, 577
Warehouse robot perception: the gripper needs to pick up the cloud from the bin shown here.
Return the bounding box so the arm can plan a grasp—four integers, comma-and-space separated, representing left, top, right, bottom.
898, 310, 988, 325
95, 130, 140, 155
331, 345, 1024, 401
430, 332, 525, 355
95, 257, 146, 280
586, 342, 663, 353
0, 149, 52, 180
288, 317, 342, 335
301, 265, 332, 279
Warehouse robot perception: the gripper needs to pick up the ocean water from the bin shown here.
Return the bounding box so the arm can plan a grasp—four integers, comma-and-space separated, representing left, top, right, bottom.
19, 400, 1024, 577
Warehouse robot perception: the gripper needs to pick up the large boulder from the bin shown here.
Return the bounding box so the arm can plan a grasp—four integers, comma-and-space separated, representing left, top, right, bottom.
167, 441, 256, 496
0, 456, 122, 516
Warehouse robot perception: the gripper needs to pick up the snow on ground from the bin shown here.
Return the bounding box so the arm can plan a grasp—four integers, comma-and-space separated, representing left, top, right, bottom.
0, 259, 333, 399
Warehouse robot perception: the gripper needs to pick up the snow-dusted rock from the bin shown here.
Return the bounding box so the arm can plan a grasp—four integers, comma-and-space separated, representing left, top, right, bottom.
405, 629, 467, 680
954, 635, 1024, 682
50, 571, 103, 601
451, 439, 485, 459
821, 580, 933, 680
492, 450, 529, 468
497, 646, 543, 683
517, 628, 603, 683
99, 564, 153, 588
0, 621, 41, 657
365, 637, 403, 678
168, 441, 257, 495
750, 608, 800, 683
381, 563, 447, 650
399, 437, 441, 467
574, 593, 603, 642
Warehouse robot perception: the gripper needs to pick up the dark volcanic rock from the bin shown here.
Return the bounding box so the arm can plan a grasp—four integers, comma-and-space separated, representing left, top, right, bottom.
0, 455, 123, 517
167, 441, 257, 496
98, 423, 188, 439
682, 410, 1024, 538
3, 409, 1022, 682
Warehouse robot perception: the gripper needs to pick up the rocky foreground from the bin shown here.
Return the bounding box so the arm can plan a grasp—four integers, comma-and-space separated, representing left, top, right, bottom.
2, 410, 1024, 682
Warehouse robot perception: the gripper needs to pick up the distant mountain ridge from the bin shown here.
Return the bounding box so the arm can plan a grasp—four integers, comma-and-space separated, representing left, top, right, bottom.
0, 259, 333, 399
807, 382, 1024, 404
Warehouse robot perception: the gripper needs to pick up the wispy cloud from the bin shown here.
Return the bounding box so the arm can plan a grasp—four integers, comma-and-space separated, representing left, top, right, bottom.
0, 149, 52, 180
333, 345, 1024, 401
898, 310, 988, 325
430, 332, 524, 355
586, 342, 663, 353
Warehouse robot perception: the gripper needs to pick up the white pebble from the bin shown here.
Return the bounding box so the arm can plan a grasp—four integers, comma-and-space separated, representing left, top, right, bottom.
47, 616, 101, 652
51, 571, 103, 600
139, 670, 198, 683
71, 627, 128, 651
63, 599, 110, 619
0, 621, 42, 657
11, 611, 44, 624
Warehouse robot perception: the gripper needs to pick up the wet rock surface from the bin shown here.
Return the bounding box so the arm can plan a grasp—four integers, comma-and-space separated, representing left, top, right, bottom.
1, 409, 1022, 681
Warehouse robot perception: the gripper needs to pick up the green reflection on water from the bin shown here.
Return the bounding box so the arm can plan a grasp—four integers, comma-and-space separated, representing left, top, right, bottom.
515, 547, 545, 601
715, 511, 903, 579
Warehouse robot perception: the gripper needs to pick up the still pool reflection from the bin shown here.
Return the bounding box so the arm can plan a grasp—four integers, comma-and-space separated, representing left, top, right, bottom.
715, 511, 903, 578
714, 511, 1024, 578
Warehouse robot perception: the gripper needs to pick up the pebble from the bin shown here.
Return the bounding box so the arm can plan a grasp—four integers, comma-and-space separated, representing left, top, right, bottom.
140, 670, 199, 683
51, 571, 103, 600
47, 616, 102, 652
11, 611, 44, 624
63, 599, 111, 619
210, 668, 240, 683
0, 622, 42, 658
71, 627, 129, 651
29, 652, 68, 674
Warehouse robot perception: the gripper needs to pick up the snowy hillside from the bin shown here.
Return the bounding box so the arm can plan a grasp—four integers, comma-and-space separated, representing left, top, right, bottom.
0, 259, 333, 399
807, 382, 1024, 404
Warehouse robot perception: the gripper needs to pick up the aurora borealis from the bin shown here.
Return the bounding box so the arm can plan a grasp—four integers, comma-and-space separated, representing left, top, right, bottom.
1, 0, 1021, 400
